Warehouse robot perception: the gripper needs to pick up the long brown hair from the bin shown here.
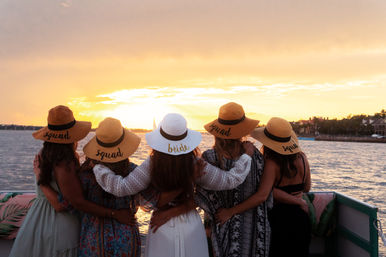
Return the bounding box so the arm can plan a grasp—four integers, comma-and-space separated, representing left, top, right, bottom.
150, 149, 199, 202
80, 158, 131, 177
263, 145, 299, 179
38, 141, 80, 186
214, 137, 244, 169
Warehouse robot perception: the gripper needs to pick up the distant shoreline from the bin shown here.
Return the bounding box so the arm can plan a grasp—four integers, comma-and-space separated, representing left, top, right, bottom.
297, 135, 386, 143
0, 125, 152, 133
2, 128, 385, 143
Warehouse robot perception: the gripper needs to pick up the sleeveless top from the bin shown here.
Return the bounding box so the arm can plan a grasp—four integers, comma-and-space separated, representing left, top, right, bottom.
275, 154, 306, 195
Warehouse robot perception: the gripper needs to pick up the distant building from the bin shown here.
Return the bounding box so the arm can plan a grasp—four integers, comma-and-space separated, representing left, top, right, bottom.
291, 118, 319, 136
373, 118, 386, 136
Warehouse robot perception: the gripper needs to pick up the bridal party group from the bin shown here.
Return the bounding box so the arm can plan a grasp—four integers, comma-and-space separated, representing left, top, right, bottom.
9, 101, 311, 257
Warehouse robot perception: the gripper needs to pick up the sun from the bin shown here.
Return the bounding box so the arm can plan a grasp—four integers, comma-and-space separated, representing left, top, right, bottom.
107, 103, 178, 129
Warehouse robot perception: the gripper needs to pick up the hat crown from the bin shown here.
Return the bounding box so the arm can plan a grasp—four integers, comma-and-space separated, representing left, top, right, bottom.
218, 102, 245, 120
96, 117, 124, 143
160, 113, 187, 136
47, 105, 75, 125
266, 117, 293, 138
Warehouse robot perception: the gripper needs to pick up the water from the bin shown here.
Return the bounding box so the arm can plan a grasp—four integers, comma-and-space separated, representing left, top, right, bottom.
0, 130, 385, 256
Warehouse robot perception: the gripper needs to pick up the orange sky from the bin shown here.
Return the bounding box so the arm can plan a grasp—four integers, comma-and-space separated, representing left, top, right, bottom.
1, 0, 385, 130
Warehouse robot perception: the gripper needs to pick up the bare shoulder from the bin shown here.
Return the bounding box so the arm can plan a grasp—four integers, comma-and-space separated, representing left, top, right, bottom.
264, 158, 277, 167
264, 158, 279, 173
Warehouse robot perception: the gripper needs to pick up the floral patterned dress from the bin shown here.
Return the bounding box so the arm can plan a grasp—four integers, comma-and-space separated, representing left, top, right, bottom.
78, 162, 141, 257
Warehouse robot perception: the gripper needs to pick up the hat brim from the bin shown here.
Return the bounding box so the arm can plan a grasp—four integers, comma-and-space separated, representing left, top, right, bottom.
145, 128, 202, 155
204, 117, 259, 139
33, 121, 91, 144
83, 128, 141, 163
250, 127, 301, 155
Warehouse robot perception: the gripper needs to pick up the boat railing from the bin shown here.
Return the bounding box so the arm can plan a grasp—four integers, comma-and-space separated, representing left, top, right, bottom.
309, 191, 378, 257
0, 191, 381, 257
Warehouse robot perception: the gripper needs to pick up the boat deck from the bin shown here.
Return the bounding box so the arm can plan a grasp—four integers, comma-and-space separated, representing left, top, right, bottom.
0, 239, 13, 257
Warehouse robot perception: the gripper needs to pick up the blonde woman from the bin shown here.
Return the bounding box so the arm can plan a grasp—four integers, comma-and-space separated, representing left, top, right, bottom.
195, 102, 272, 257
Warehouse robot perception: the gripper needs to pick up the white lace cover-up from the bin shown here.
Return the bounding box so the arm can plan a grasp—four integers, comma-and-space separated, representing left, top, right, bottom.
93, 154, 252, 196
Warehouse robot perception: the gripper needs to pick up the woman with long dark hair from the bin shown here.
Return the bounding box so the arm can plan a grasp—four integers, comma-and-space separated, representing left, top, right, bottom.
215, 117, 311, 257
9, 106, 130, 257
78, 117, 142, 256
195, 102, 272, 257
93, 113, 255, 257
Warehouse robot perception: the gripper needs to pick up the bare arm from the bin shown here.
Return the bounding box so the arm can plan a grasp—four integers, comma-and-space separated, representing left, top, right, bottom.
150, 197, 196, 233
157, 190, 183, 208
216, 159, 277, 224
273, 188, 308, 213
33, 155, 66, 212
302, 153, 311, 192
39, 185, 67, 212
54, 162, 131, 224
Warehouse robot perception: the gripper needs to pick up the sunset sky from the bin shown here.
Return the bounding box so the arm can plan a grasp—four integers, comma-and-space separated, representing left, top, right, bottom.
1, 0, 385, 130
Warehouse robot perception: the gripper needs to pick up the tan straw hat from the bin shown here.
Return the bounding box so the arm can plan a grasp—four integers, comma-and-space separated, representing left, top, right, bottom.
33, 105, 91, 144
146, 113, 201, 155
250, 117, 301, 155
83, 117, 141, 163
204, 102, 259, 139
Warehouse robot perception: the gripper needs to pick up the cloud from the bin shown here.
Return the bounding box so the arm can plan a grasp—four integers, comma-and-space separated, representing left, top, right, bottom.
1, 0, 386, 61
91, 80, 377, 108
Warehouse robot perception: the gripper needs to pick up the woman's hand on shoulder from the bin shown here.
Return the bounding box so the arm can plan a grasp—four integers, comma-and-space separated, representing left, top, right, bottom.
242, 141, 256, 156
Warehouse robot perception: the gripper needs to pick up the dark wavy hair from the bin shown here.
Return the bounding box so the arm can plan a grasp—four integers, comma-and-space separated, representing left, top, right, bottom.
214, 137, 244, 169
150, 149, 199, 203
263, 145, 299, 179
38, 142, 80, 186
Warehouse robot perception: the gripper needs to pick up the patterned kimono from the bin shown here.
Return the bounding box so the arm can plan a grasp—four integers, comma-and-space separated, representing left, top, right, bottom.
195, 149, 272, 257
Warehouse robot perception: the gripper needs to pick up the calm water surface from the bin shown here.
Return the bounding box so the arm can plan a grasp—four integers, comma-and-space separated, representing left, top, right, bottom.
0, 131, 385, 255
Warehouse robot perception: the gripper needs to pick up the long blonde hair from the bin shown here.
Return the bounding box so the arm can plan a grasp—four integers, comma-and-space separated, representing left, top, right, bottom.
214, 137, 244, 169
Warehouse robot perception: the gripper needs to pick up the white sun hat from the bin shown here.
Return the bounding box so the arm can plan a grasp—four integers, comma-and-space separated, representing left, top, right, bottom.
145, 113, 202, 155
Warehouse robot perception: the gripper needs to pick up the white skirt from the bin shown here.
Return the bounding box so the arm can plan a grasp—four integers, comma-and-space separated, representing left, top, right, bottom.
144, 210, 209, 257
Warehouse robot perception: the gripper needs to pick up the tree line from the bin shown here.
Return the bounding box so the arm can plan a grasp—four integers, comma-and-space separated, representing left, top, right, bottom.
291, 109, 385, 136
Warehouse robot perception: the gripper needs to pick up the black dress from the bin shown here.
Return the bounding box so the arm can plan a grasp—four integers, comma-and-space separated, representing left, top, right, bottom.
269, 154, 311, 257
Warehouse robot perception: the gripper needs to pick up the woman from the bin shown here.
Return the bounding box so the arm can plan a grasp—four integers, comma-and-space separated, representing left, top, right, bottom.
195, 102, 272, 257
216, 117, 311, 257
9, 105, 130, 257
93, 113, 255, 257
78, 117, 142, 256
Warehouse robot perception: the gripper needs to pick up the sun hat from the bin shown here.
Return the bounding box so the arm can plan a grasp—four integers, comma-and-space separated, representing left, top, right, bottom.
204, 102, 259, 139
145, 113, 202, 156
250, 117, 301, 155
33, 105, 91, 144
83, 117, 141, 163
